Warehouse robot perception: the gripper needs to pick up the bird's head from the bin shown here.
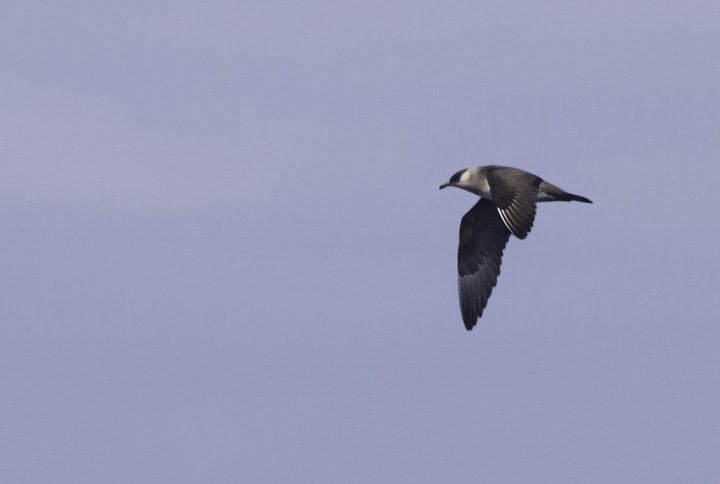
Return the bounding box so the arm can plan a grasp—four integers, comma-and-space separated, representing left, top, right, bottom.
439, 168, 486, 196
439, 169, 468, 190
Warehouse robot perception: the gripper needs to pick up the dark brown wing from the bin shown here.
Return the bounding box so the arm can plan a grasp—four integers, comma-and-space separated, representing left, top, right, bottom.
457, 199, 513, 330
486, 167, 541, 239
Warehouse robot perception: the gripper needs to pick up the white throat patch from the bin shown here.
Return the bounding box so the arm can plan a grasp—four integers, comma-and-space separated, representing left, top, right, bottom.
460, 169, 492, 199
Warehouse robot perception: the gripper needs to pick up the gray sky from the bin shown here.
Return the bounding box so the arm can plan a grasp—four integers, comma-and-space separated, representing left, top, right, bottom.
2, 1, 719, 482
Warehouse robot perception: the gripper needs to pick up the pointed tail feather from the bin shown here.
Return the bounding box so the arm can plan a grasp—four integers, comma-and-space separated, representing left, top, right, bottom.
558, 192, 593, 203
538, 181, 593, 203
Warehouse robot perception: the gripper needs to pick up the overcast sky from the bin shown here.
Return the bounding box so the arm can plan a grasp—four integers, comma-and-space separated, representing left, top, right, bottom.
2, 1, 719, 483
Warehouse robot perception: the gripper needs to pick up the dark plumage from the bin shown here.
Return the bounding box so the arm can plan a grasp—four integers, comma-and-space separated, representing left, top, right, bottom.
440, 166, 592, 330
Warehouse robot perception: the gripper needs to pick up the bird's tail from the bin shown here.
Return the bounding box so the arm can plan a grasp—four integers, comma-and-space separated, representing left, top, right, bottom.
538, 181, 593, 203
555, 191, 593, 203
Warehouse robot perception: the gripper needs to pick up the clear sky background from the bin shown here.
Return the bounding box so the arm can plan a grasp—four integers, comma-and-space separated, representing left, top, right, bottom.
2, 1, 719, 482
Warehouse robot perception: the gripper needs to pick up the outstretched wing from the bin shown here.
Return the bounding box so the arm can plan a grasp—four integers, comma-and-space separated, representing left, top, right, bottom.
457, 199, 513, 330
487, 168, 541, 239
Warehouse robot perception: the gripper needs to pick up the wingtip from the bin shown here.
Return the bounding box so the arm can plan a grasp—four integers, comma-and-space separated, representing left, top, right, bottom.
462, 309, 480, 331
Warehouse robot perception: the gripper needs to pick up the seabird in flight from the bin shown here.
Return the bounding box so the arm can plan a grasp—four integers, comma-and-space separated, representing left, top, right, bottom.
439, 165, 592, 331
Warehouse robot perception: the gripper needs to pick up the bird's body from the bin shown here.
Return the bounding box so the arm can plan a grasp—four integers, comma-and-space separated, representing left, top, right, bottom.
440, 166, 592, 330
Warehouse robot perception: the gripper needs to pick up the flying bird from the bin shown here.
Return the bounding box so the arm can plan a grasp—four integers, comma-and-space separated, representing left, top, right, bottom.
440, 165, 592, 330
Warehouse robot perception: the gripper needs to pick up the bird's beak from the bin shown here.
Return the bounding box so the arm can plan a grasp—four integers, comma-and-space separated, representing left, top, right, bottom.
439, 182, 450, 190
